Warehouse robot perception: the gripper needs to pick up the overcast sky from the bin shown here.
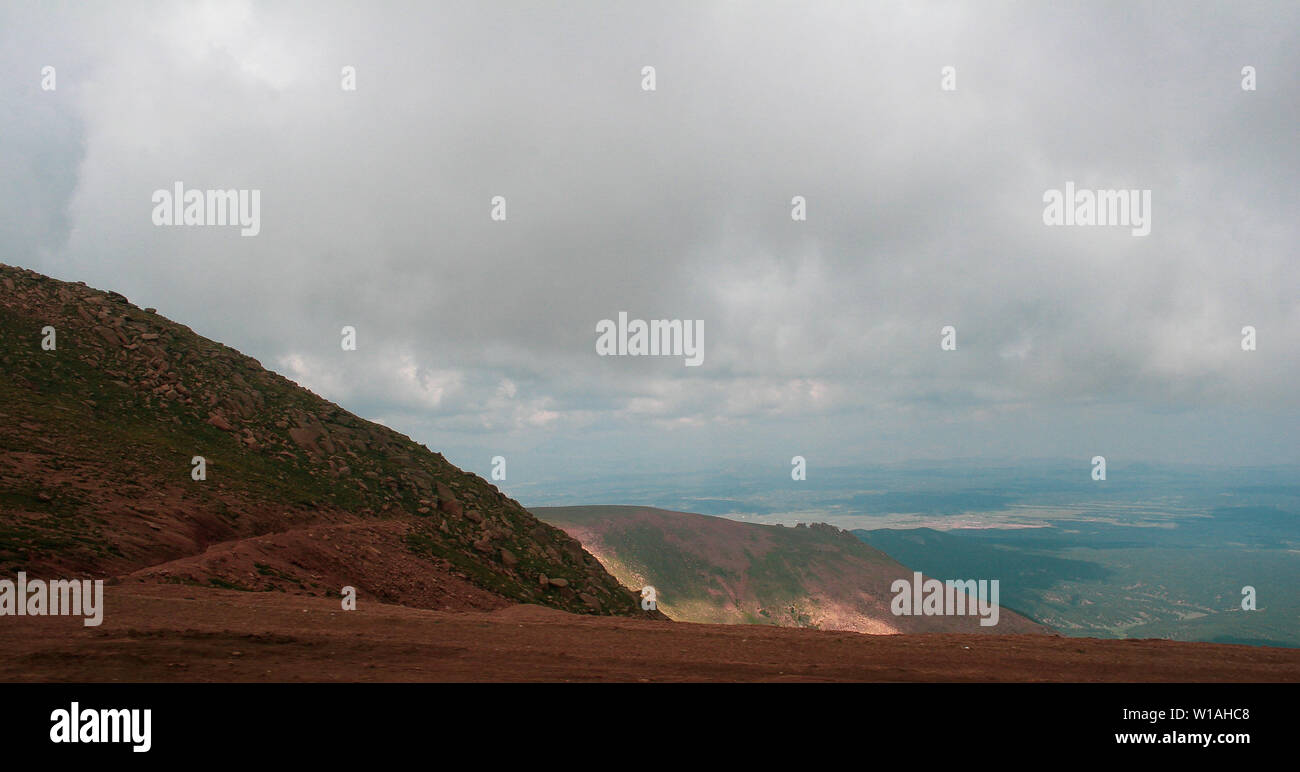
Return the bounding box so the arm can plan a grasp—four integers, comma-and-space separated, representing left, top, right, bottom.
3, 1, 1297, 488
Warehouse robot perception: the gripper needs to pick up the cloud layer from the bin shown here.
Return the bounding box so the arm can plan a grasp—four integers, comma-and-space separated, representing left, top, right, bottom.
3, 0, 1297, 484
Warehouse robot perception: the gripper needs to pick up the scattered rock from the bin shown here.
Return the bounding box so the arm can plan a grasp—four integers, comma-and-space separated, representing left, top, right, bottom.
207, 412, 235, 432
436, 487, 462, 517
93, 325, 122, 346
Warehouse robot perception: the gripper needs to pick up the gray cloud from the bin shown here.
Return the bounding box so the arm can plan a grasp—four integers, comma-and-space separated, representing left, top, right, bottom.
2, 0, 1297, 485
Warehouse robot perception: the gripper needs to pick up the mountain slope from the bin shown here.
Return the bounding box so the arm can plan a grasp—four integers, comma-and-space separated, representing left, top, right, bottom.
0, 263, 651, 617
534, 505, 1049, 634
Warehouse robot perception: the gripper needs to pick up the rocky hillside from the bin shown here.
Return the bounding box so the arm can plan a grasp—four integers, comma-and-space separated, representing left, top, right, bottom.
0, 263, 655, 617
535, 505, 1049, 634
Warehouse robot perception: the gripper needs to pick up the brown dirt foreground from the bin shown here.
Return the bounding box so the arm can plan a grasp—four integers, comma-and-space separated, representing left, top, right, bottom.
3, 585, 1298, 682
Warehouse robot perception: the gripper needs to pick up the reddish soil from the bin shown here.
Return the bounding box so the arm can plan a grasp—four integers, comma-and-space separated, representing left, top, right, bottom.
122, 520, 512, 612
3, 584, 1297, 682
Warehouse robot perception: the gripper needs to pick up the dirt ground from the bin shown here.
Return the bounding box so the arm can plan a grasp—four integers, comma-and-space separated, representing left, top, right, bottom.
3, 585, 1298, 682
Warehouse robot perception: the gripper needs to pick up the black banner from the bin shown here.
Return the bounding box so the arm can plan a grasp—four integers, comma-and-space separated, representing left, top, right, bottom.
2, 682, 1289, 761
